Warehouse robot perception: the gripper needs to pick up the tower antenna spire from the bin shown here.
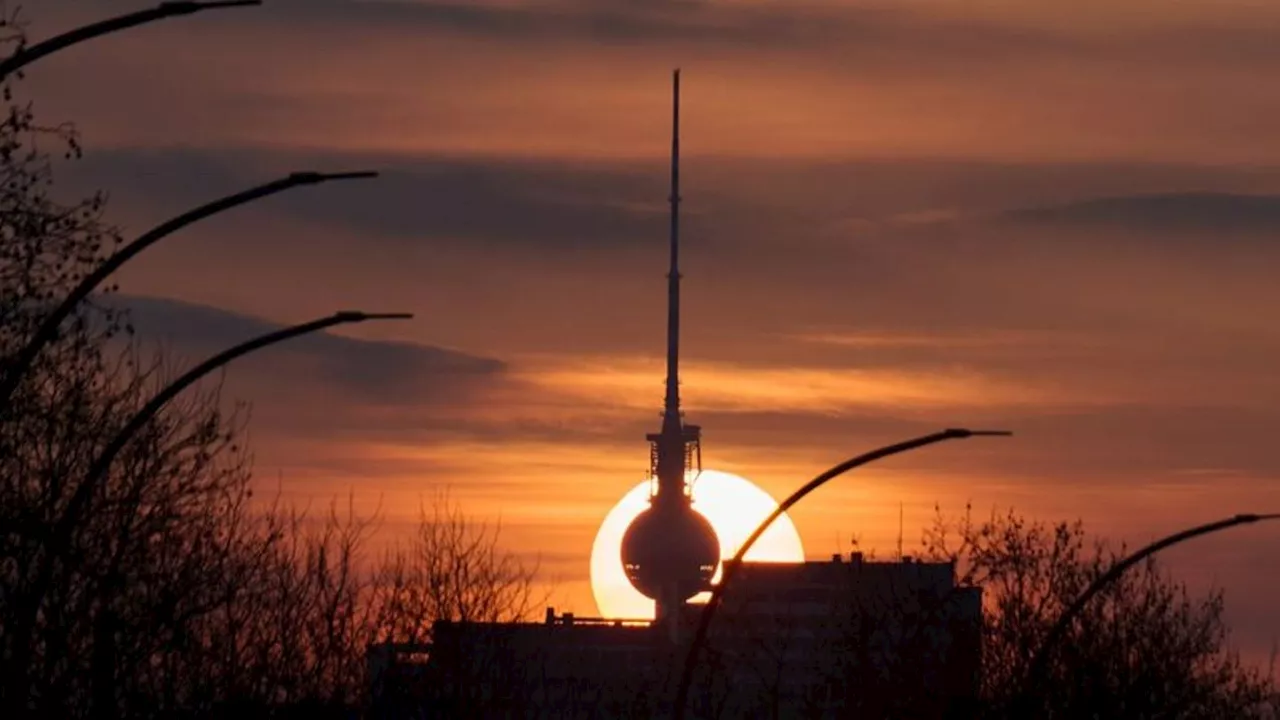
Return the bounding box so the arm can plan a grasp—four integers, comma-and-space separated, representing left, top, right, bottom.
622, 70, 718, 630
664, 68, 682, 425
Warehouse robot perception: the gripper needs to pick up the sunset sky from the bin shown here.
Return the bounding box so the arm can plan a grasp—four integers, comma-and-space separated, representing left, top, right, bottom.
25, 0, 1280, 670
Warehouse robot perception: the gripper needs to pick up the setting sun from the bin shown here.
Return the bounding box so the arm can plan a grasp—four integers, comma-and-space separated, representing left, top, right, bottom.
589, 469, 805, 618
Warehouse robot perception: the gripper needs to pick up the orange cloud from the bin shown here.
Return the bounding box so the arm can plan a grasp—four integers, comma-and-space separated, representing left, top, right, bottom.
513, 354, 1061, 412
24, 0, 1280, 165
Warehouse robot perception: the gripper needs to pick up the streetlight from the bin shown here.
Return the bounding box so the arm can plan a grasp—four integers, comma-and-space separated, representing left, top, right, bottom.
1017, 512, 1280, 717
72, 310, 412, 539
10, 310, 412, 716
0, 171, 379, 410
0, 2, 262, 82
672, 427, 1013, 720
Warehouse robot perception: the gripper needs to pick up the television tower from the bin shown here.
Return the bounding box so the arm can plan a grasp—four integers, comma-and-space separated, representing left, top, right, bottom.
620, 70, 721, 631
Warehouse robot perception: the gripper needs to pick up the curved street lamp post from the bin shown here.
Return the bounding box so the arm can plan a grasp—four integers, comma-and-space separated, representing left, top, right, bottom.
0, 6, 404, 715
672, 427, 1013, 720
73, 310, 413, 536
80, 310, 412, 720
9, 311, 413, 718
0, 2, 262, 82
1017, 512, 1280, 717
0, 171, 379, 410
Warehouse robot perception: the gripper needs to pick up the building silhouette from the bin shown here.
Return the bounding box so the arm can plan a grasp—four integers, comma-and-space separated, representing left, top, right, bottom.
367, 554, 982, 718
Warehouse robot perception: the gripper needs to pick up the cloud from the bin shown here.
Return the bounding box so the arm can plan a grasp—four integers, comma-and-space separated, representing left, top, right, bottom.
49, 0, 1277, 73
59, 145, 1280, 406
1004, 192, 1280, 235
32, 0, 1065, 55
792, 329, 1101, 352
24, 0, 1280, 167
70, 144, 1280, 284
64, 147, 705, 254
109, 293, 504, 407
273, 0, 802, 45
64, 148, 1280, 285
515, 354, 1056, 413
58, 148, 1280, 436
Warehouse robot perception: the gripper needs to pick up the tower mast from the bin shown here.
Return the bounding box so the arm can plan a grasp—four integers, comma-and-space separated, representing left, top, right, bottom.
664, 68, 682, 430
651, 68, 701, 511
622, 70, 718, 631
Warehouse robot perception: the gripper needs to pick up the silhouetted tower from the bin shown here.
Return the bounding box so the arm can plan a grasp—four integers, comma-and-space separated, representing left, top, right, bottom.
620, 70, 721, 631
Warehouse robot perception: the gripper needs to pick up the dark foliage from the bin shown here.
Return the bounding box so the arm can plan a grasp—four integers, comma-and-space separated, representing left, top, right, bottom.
0, 12, 540, 719
924, 506, 1279, 719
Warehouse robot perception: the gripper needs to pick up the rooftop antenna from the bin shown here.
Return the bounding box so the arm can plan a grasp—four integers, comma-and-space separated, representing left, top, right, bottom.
897, 501, 904, 561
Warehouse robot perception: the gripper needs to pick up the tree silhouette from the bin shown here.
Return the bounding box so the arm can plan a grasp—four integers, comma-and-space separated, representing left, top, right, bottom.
365, 491, 545, 718
0, 17, 541, 717
922, 505, 1279, 719
369, 490, 541, 645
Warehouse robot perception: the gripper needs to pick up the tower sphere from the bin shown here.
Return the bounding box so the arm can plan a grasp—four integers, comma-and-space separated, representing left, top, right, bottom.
620, 502, 720, 602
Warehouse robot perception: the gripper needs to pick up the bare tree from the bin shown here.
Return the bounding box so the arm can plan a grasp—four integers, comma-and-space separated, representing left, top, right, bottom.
2, 9, 556, 718
365, 492, 545, 717
0, 24, 210, 715
369, 490, 541, 645
922, 505, 1279, 719
0, 21, 355, 716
